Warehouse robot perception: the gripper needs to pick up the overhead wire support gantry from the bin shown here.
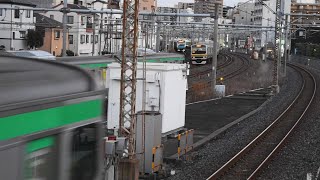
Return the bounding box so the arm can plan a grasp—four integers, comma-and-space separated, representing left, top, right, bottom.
119, 0, 139, 160
273, 0, 282, 93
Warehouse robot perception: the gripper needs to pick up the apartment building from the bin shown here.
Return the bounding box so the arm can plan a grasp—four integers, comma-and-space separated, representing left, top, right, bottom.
194, 0, 223, 22
253, 0, 276, 49
291, 0, 320, 25
0, 0, 36, 51
233, 2, 254, 25
253, 0, 291, 49
45, 3, 101, 56
140, 0, 156, 12
177, 2, 194, 10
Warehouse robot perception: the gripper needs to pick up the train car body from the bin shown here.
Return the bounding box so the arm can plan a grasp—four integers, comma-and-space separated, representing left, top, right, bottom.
0, 56, 106, 180
191, 40, 218, 65
175, 39, 191, 52
57, 53, 185, 88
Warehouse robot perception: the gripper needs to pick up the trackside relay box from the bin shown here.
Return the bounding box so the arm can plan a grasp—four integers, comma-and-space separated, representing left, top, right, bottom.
106, 62, 188, 135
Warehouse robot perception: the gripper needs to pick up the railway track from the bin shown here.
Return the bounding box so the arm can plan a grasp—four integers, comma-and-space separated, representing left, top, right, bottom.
188, 53, 251, 89
188, 53, 233, 78
218, 53, 251, 81
207, 64, 316, 180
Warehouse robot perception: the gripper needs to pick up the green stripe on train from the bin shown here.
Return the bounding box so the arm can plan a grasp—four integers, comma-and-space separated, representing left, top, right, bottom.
79, 63, 111, 69
77, 57, 185, 68
146, 57, 185, 62
27, 137, 54, 153
0, 99, 102, 141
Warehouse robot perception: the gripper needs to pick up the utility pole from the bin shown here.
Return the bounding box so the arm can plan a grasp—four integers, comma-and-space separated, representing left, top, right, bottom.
92, 13, 96, 56
156, 22, 161, 52
62, 0, 67, 57
119, 0, 140, 176
99, 13, 103, 55
165, 25, 169, 52
283, 14, 289, 75
212, 3, 219, 96
10, 4, 13, 50
273, 0, 282, 94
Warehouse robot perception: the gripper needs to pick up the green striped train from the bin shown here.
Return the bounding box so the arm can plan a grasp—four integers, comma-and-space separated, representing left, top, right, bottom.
57, 53, 186, 88
0, 56, 106, 180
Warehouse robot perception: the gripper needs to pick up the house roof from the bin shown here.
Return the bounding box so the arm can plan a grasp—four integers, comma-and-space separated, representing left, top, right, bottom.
34, 13, 65, 29
0, 0, 36, 7
52, 3, 89, 10
91, 0, 108, 4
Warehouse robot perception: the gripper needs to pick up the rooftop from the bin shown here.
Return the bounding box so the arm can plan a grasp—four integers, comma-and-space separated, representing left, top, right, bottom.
34, 13, 64, 28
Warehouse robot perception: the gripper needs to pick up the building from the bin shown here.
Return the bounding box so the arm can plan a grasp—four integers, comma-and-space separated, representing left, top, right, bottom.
194, 0, 223, 22
34, 13, 69, 56
139, 0, 156, 12
0, 0, 36, 51
157, 7, 178, 22
223, 6, 233, 18
291, 0, 320, 26
177, 2, 194, 10
233, 2, 254, 25
253, 0, 276, 49
107, 0, 120, 9
253, 0, 291, 49
44, 3, 101, 56
156, 6, 194, 23
91, 0, 122, 53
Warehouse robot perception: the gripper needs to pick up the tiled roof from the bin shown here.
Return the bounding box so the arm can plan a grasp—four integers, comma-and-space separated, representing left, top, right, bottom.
52, 3, 89, 10
34, 13, 64, 28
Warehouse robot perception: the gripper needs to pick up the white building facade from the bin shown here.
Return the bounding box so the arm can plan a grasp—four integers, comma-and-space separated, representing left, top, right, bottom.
253, 0, 291, 49
45, 3, 106, 56
0, 1, 36, 51
253, 0, 276, 49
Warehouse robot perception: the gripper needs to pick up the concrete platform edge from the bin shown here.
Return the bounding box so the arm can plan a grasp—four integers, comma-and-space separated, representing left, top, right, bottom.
167, 96, 271, 160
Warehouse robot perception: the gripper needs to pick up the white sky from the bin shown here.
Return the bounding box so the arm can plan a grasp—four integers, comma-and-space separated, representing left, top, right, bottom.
157, 0, 248, 7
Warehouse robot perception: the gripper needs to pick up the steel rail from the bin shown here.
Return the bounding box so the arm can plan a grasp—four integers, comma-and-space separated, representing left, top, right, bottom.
248, 64, 317, 179
188, 53, 233, 78
219, 53, 251, 81
188, 53, 250, 89
207, 63, 316, 180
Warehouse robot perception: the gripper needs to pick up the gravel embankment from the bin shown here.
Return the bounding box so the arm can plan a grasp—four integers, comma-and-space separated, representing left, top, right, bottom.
167, 65, 303, 180
256, 56, 320, 179
187, 53, 272, 103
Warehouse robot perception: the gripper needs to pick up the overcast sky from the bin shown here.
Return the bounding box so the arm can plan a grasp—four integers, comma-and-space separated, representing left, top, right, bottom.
157, 0, 247, 7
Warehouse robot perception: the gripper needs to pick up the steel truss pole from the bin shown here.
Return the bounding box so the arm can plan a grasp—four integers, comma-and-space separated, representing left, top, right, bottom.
273, 0, 282, 94
212, 3, 219, 96
62, 0, 67, 57
283, 14, 289, 75
119, 0, 139, 160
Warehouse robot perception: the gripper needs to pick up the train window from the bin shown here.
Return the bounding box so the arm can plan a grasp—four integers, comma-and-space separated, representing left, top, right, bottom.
70, 124, 97, 180
24, 137, 57, 180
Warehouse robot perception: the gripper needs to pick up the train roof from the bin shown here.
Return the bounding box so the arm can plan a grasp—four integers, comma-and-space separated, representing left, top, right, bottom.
57, 53, 184, 65
146, 52, 184, 58
57, 55, 115, 65
0, 56, 98, 107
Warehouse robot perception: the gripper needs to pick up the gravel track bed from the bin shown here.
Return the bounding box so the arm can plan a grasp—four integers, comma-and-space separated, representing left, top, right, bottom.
187, 54, 275, 119
167, 67, 302, 180
216, 53, 244, 80
187, 54, 234, 103
256, 57, 320, 179
223, 54, 273, 95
